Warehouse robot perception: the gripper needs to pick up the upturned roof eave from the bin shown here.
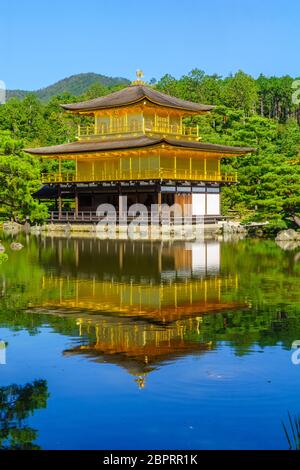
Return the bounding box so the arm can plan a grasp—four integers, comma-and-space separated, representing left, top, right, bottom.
60, 96, 214, 114
25, 137, 256, 157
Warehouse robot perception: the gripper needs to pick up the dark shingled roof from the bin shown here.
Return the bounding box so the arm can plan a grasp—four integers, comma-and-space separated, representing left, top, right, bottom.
26, 136, 256, 156
32, 185, 59, 199
61, 84, 214, 113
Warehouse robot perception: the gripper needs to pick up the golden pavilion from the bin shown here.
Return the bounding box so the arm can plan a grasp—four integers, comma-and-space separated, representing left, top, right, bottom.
29, 238, 244, 387
27, 72, 255, 222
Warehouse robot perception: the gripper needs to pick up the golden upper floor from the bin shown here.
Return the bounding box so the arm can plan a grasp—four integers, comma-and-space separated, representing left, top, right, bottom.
77, 114, 200, 142
39, 274, 240, 321
61, 83, 214, 142
26, 80, 256, 172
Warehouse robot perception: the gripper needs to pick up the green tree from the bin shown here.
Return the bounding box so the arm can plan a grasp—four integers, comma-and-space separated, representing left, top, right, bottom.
0, 380, 49, 450
0, 95, 45, 145
155, 73, 180, 97
0, 132, 48, 222
83, 82, 110, 100
222, 70, 258, 116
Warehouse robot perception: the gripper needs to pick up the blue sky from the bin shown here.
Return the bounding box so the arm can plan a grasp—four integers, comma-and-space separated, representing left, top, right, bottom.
1, 0, 299, 90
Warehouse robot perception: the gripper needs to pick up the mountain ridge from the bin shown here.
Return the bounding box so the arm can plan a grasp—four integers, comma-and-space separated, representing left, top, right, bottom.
6, 73, 131, 101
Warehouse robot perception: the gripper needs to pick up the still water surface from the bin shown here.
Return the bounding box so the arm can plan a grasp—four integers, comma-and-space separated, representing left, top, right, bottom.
0, 234, 300, 449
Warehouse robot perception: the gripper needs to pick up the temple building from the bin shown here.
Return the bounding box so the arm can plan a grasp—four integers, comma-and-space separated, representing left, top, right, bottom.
26, 72, 255, 222
29, 238, 244, 387
34, 239, 241, 321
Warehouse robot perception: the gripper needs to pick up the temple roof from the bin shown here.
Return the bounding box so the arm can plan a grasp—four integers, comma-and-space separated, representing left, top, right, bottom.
26, 136, 256, 156
33, 185, 59, 198
61, 84, 214, 113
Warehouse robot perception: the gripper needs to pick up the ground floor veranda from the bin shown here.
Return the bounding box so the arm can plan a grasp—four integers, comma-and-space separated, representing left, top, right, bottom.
35, 180, 226, 224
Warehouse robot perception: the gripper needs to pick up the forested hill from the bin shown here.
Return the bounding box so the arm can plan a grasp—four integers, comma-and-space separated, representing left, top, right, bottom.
6, 73, 130, 101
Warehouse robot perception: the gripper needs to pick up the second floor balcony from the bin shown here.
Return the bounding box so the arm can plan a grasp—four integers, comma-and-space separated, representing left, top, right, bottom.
77, 121, 200, 142
41, 168, 237, 184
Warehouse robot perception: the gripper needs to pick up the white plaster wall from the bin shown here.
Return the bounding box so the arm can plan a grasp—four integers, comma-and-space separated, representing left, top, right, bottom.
206, 193, 220, 215
192, 193, 206, 215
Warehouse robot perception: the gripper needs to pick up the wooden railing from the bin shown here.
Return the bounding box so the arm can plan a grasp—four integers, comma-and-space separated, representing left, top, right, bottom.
50, 211, 227, 225
42, 169, 237, 184
78, 122, 199, 140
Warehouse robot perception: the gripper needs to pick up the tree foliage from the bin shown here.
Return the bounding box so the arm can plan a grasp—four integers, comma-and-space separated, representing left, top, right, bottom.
0, 380, 49, 450
0, 131, 48, 222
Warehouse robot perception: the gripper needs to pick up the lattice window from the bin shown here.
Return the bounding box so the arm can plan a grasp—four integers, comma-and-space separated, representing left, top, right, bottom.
129, 119, 140, 131
111, 116, 126, 132
156, 116, 169, 131
99, 122, 108, 134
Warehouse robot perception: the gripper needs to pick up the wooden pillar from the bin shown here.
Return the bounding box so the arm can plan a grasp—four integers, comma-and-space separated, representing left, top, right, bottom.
58, 185, 62, 220
158, 244, 162, 273
157, 190, 162, 224
119, 187, 127, 224
118, 186, 122, 217
157, 191, 162, 209
185, 193, 192, 217
92, 161, 95, 181
119, 243, 124, 270
75, 188, 79, 219
58, 157, 62, 179
75, 240, 79, 267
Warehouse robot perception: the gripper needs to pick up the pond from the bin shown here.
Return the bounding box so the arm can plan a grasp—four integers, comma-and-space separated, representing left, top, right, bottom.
0, 234, 300, 450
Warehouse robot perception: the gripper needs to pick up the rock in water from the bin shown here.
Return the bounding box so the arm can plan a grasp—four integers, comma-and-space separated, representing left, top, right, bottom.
292, 215, 300, 227
276, 240, 300, 251
10, 242, 24, 251
2, 222, 21, 233
275, 229, 300, 242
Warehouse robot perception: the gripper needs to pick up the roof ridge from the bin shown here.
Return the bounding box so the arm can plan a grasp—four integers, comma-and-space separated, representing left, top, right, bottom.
61, 83, 214, 113
25, 135, 256, 156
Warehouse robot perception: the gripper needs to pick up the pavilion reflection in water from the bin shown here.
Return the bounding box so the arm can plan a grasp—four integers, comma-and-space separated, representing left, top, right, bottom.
35, 239, 242, 387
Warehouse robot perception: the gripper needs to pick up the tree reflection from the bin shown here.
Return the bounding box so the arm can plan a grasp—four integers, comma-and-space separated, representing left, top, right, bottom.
0, 379, 49, 450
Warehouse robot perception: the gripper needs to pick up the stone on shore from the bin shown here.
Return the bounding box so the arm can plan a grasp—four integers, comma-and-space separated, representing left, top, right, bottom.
276, 240, 300, 251
10, 242, 24, 251
219, 221, 247, 234
2, 222, 22, 233
275, 229, 300, 242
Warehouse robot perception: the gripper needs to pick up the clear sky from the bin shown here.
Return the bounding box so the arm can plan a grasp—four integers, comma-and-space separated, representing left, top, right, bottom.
1, 0, 299, 90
